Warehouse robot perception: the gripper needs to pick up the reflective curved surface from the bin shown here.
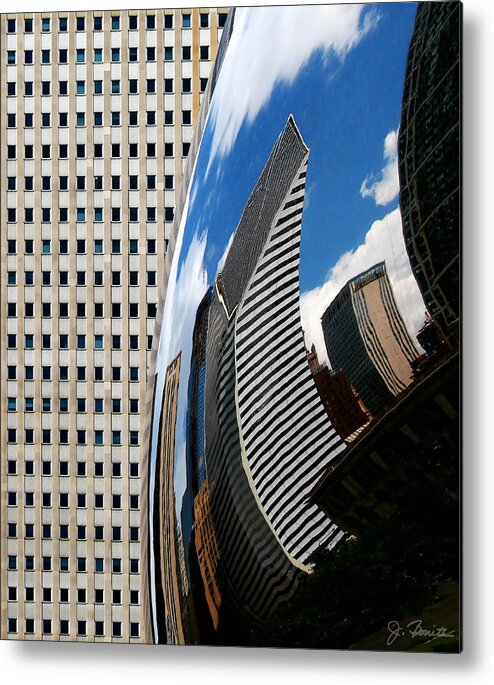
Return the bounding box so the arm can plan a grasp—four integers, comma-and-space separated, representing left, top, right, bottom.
148, 2, 460, 649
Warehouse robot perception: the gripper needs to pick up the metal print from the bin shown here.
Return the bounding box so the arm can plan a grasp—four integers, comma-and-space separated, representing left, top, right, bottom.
1, 3, 461, 652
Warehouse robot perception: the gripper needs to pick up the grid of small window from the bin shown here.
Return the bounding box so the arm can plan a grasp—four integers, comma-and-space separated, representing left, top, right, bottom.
1, 6, 227, 643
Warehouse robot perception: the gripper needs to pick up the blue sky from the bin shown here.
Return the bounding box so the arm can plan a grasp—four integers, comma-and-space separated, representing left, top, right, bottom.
181, 2, 418, 291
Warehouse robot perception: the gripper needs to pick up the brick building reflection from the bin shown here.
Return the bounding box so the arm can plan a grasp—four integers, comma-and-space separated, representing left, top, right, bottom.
306, 345, 371, 442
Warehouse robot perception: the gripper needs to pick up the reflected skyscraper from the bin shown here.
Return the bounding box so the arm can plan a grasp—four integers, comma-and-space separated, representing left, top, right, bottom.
188, 116, 345, 629
398, 2, 461, 340
154, 353, 184, 645
321, 262, 418, 416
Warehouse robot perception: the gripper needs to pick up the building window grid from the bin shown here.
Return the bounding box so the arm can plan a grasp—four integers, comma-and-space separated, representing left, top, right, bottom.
1, 5, 222, 642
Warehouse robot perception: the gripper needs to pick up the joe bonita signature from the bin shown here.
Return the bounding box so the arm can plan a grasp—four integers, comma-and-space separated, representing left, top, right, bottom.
387, 620, 456, 646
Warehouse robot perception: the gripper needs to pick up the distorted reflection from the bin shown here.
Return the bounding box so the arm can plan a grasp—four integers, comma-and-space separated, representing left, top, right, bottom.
148, 2, 460, 650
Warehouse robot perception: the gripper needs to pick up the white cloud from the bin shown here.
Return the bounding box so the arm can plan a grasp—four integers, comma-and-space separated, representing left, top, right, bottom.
206, 4, 378, 174
300, 207, 428, 366
360, 128, 400, 206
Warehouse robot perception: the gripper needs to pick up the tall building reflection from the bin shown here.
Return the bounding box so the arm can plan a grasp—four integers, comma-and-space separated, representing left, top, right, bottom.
154, 353, 184, 645
398, 2, 461, 341
321, 262, 418, 416
182, 115, 346, 634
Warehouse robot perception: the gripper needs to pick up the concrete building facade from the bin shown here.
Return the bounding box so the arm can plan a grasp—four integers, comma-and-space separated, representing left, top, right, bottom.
1, 7, 228, 643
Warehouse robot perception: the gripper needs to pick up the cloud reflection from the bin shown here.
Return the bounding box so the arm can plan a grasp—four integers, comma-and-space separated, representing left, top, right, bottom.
206, 4, 378, 175
360, 128, 400, 206
300, 207, 427, 365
